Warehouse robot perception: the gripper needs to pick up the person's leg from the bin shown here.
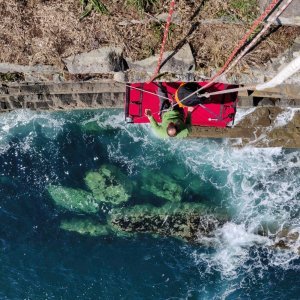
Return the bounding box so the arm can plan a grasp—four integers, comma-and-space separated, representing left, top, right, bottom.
158, 83, 171, 115
177, 82, 209, 106
172, 103, 184, 114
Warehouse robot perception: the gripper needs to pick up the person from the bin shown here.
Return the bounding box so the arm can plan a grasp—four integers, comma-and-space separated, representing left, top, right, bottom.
175, 82, 208, 107
145, 106, 194, 138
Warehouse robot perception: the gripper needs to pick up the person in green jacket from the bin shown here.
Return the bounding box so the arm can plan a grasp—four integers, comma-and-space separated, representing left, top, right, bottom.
145, 106, 194, 138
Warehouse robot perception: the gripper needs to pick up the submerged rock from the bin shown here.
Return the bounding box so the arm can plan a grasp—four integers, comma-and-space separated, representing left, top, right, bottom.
140, 171, 183, 202
81, 121, 102, 133
84, 165, 133, 205
60, 218, 134, 238
109, 203, 227, 242
61, 218, 111, 236
272, 228, 300, 255
47, 186, 98, 214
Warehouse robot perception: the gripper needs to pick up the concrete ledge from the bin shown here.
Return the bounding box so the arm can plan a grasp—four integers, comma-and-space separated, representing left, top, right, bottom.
190, 107, 300, 148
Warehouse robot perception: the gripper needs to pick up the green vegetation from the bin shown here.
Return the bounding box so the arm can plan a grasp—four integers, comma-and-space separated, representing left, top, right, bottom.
140, 171, 183, 202
61, 218, 111, 236
230, 0, 259, 22
84, 165, 133, 205
60, 217, 134, 238
125, 0, 158, 12
217, 0, 259, 23
47, 186, 99, 214
0, 73, 24, 82
46, 163, 229, 241
79, 0, 109, 20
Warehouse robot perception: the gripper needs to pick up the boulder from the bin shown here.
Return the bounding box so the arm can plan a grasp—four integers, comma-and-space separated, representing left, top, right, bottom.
61, 218, 111, 236
0, 63, 59, 74
126, 43, 195, 74
109, 203, 227, 242
63, 47, 126, 74
271, 227, 300, 254
60, 218, 133, 238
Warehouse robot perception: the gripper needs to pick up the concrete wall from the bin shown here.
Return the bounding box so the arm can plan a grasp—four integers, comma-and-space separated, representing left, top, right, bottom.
0, 81, 125, 112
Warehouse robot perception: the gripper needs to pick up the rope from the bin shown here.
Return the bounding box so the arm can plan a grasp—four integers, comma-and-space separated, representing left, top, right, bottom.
201, 85, 256, 98
210, 0, 282, 82
172, 0, 283, 107
126, 84, 170, 101
127, 0, 290, 121
222, 0, 294, 77
148, 0, 176, 83
256, 55, 300, 90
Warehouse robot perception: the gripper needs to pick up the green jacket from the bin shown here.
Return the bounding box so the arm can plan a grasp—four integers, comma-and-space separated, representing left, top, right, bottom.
149, 110, 191, 138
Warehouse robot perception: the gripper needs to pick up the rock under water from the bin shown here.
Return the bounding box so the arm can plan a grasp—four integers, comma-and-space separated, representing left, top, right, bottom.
84, 165, 133, 205
109, 203, 228, 242
140, 171, 183, 202
47, 186, 99, 214
61, 218, 111, 237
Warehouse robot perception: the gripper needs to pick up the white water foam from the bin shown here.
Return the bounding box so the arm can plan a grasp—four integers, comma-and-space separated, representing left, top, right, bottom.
233, 107, 257, 125
188, 145, 300, 276
82, 110, 170, 174
0, 109, 65, 154
274, 108, 300, 128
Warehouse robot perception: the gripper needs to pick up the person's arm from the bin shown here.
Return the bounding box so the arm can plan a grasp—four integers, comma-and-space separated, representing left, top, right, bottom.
145, 109, 160, 128
185, 107, 194, 127
149, 115, 161, 130
145, 109, 164, 137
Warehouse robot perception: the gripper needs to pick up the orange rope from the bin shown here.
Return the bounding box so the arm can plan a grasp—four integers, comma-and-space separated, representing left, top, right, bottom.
148, 0, 176, 83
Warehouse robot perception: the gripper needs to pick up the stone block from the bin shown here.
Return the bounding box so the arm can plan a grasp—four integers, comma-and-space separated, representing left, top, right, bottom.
36, 101, 50, 109
63, 47, 126, 74
0, 101, 10, 110
26, 102, 36, 109
126, 43, 195, 74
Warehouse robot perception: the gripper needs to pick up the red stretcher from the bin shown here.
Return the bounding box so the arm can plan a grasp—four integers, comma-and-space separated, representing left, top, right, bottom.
125, 82, 239, 128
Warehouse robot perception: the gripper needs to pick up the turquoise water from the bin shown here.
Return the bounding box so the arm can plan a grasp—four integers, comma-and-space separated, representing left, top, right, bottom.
0, 109, 299, 299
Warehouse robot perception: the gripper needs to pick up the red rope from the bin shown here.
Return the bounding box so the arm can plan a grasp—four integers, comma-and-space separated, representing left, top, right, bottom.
169, 0, 285, 108
148, 0, 176, 83
210, 0, 282, 82
223, 0, 293, 77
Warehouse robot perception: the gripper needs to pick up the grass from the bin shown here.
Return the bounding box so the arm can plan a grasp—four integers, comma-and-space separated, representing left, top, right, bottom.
139, 21, 177, 58
229, 0, 259, 22
125, 0, 159, 12
216, 0, 259, 23
79, 0, 109, 20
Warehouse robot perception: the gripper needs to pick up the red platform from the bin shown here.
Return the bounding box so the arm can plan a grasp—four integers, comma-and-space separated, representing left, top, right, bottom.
125, 82, 239, 128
